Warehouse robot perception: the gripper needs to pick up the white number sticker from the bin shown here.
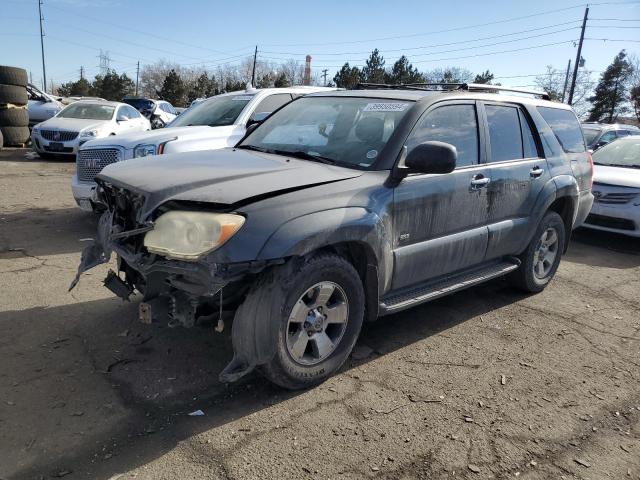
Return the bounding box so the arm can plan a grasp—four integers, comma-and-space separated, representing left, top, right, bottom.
363, 102, 409, 112
232, 95, 253, 101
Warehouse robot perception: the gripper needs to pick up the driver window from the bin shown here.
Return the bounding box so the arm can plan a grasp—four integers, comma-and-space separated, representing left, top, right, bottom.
406, 104, 479, 167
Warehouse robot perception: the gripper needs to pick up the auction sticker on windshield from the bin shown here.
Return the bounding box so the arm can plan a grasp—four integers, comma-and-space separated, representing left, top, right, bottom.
363, 102, 409, 112
232, 95, 254, 101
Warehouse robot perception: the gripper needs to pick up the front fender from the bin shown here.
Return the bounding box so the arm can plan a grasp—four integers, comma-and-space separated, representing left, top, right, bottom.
257, 207, 393, 294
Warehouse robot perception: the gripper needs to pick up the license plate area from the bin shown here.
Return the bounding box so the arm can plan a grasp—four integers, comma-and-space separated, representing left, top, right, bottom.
49, 142, 64, 151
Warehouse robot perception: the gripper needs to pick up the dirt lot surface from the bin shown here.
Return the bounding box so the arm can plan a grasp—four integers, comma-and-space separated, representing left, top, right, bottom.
1, 149, 639, 480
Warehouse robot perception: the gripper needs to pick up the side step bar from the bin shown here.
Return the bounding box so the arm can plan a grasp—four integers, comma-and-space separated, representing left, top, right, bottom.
379, 259, 520, 315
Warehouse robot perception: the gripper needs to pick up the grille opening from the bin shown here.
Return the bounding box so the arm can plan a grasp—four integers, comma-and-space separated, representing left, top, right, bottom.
585, 213, 636, 231
77, 148, 121, 182
40, 130, 79, 142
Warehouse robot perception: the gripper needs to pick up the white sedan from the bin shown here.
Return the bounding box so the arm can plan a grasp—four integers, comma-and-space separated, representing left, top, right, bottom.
31, 100, 150, 159
583, 136, 640, 237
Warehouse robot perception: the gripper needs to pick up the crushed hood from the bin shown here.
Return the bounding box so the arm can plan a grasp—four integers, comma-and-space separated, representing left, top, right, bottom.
98, 148, 363, 215
593, 165, 640, 189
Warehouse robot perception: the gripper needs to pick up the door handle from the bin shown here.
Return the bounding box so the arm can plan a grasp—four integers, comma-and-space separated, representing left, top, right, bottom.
470, 175, 490, 188
530, 166, 544, 178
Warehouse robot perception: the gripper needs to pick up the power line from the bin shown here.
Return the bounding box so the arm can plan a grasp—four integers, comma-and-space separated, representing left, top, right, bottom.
260, 27, 579, 64
585, 37, 640, 42
261, 4, 593, 47
260, 21, 582, 56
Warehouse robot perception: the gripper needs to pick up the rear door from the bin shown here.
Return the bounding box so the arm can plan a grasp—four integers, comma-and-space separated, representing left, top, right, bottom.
479, 102, 549, 260
391, 101, 492, 290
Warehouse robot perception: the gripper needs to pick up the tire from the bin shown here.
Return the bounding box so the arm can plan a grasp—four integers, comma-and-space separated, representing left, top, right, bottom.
0, 108, 28, 127
511, 211, 565, 293
0, 66, 28, 87
0, 125, 30, 146
257, 253, 365, 389
0, 65, 29, 87
0, 84, 28, 105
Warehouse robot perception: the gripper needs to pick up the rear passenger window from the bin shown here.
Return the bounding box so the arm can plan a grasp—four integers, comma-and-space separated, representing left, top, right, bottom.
520, 110, 539, 158
252, 94, 293, 119
407, 104, 479, 167
485, 105, 522, 162
537, 107, 585, 153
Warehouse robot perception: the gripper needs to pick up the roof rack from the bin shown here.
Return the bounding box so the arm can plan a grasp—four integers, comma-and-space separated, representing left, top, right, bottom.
465, 83, 550, 100
354, 82, 550, 100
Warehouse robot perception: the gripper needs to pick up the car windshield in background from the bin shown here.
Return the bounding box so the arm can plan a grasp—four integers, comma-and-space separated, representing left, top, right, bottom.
170, 94, 253, 127
124, 98, 155, 111
582, 127, 601, 145
57, 103, 115, 120
238, 96, 414, 169
592, 137, 640, 168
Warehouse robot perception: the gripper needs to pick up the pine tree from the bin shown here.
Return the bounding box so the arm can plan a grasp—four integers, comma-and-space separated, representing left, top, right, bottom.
91, 70, 134, 101
160, 69, 186, 106
333, 63, 361, 89
361, 49, 386, 83
57, 77, 91, 97
386, 56, 423, 84
587, 50, 634, 122
274, 72, 289, 88
473, 70, 494, 84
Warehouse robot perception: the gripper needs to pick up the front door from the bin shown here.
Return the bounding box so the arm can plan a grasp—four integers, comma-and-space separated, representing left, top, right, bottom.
391, 101, 491, 291
479, 102, 550, 260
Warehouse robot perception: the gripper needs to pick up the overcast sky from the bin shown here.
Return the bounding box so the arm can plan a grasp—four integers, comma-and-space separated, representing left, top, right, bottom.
2, 0, 639, 89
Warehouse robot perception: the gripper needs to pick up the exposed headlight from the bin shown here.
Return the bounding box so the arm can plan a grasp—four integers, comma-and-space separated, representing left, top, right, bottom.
144, 211, 245, 261
80, 129, 99, 138
134, 144, 156, 158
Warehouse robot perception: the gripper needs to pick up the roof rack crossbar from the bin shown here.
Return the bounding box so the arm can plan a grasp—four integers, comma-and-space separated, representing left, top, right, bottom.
465, 83, 550, 100
354, 82, 551, 100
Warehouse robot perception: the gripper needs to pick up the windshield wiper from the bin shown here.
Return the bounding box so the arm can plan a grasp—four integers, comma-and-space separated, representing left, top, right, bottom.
271, 149, 337, 165
236, 145, 272, 153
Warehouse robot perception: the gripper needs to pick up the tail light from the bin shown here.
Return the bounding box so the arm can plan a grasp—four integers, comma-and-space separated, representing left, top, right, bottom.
586, 151, 594, 189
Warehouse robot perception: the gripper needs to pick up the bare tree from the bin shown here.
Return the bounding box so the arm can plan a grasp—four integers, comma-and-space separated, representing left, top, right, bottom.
534, 65, 595, 118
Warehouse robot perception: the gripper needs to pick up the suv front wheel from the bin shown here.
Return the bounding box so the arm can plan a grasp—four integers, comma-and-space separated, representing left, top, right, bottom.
258, 253, 365, 389
511, 211, 565, 293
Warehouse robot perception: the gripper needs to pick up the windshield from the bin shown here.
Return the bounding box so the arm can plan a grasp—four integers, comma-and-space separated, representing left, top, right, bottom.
123, 98, 155, 112
57, 103, 114, 120
582, 127, 601, 145
170, 93, 253, 127
592, 137, 640, 168
238, 96, 414, 169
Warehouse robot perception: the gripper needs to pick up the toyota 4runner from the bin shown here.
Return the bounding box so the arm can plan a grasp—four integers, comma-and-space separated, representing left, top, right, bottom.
70, 83, 594, 389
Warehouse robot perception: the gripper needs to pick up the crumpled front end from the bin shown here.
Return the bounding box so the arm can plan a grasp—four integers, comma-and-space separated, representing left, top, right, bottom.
70, 183, 233, 329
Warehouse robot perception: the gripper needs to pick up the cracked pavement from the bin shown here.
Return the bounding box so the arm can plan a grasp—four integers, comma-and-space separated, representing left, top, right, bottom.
1, 149, 639, 479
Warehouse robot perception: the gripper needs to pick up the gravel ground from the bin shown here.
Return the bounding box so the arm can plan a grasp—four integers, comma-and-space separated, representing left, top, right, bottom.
1, 149, 639, 480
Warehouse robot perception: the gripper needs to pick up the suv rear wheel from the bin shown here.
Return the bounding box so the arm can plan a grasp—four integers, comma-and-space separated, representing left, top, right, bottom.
258, 253, 364, 389
511, 211, 565, 293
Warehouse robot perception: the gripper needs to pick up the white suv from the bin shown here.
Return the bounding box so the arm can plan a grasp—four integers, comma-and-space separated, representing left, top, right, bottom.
72, 86, 334, 211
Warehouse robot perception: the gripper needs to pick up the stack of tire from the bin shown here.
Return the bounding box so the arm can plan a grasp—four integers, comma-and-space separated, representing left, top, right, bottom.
0, 66, 30, 149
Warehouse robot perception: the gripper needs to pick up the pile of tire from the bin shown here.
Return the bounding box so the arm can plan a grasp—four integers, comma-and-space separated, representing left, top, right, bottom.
0, 66, 30, 148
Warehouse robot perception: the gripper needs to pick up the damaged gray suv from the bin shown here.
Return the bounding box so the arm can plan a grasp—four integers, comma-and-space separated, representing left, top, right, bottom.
71, 84, 594, 389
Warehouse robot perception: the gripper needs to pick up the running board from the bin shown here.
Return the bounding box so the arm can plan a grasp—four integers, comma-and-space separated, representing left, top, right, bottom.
379, 259, 520, 315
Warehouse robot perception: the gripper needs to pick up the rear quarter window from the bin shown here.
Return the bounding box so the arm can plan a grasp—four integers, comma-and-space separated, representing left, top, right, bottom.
537, 107, 585, 153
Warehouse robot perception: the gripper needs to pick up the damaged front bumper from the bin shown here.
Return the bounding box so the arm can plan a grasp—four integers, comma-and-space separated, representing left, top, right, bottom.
69, 208, 276, 383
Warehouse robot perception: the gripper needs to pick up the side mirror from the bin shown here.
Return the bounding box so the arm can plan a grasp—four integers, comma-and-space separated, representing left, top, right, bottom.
116, 115, 128, 122
247, 111, 270, 128
404, 141, 457, 174
245, 122, 260, 136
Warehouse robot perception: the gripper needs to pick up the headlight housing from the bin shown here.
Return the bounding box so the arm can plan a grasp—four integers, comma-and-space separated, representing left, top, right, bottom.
80, 129, 99, 138
134, 144, 157, 158
144, 211, 245, 261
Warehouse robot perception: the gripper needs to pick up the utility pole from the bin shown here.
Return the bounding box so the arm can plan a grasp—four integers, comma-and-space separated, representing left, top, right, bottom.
38, 0, 47, 93
135, 61, 140, 96
561, 59, 571, 103
322, 69, 328, 86
251, 45, 258, 87
50, 78, 54, 95
568, 6, 588, 105
29, 71, 33, 84
80, 65, 84, 80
